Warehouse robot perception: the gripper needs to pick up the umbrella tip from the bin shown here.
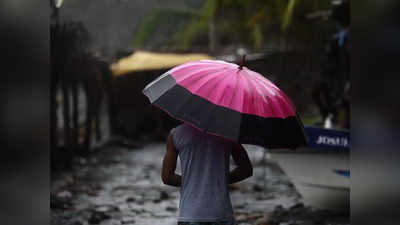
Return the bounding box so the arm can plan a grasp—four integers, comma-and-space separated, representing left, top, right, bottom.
239, 54, 246, 70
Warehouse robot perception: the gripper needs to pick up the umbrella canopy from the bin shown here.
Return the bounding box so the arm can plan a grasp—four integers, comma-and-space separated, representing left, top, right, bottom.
143, 59, 307, 148
111, 51, 213, 76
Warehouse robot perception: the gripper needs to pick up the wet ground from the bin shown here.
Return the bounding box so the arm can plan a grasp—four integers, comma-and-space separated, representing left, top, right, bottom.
51, 140, 349, 225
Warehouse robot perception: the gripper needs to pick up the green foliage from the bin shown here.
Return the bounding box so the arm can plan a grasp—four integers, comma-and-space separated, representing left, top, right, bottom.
55, 0, 64, 8
252, 24, 263, 50
281, 0, 297, 31
200, 0, 218, 19
172, 0, 218, 50
133, 0, 333, 50
173, 19, 209, 50
133, 8, 197, 48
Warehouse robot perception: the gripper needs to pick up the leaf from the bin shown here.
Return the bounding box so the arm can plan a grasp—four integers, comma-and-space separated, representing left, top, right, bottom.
281, 0, 297, 31
252, 23, 263, 50
133, 8, 197, 48
200, 0, 218, 19
174, 19, 208, 50
55, 0, 64, 8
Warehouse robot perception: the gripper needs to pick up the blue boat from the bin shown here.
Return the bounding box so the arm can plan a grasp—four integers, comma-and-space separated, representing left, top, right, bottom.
305, 126, 350, 151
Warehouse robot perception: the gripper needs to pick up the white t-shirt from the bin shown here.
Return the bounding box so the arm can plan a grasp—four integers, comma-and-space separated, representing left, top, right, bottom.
171, 124, 234, 222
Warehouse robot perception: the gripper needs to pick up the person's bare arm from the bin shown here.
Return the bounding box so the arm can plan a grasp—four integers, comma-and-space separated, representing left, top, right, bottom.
229, 144, 253, 184
161, 134, 181, 187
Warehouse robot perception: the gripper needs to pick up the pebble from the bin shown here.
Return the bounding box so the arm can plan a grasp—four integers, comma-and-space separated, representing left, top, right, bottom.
253, 184, 263, 192
126, 197, 135, 202
95, 205, 115, 213
57, 190, 73, 199
88, 211, 110, 224
80, 158, 87, 165
99, 219, 121, 225
165, 206, 177, 212
136, 200, 144, 205
159, 190, 169, 200
121, 217, 135, 224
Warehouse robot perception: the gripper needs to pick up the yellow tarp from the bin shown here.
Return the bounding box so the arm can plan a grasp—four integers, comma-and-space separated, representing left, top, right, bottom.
111, 51, 213, 76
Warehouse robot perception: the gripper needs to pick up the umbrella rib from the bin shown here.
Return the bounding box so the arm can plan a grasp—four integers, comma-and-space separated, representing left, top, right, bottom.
175, 66, 222, 84
170, 61, 223, 74
245, 72, 265, 116
227, 71, 240, 112
248, 73, 279, 117
188, 69, 228, 95
211, 71, 237, 106
248, 72, 289, 117
203, 68, 233, 101
252, 73, 281, 93
251, 72, 294, 117
265, 95, 277, 117
241, 72, 255, 115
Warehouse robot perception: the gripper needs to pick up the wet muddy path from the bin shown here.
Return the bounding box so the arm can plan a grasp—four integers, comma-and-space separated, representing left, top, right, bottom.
51, 142, 349, 225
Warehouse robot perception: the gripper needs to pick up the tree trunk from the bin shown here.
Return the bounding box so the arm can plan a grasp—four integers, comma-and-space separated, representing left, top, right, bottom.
72, 80, 79, 153
83, 82, 93, 154
102, 63, 118, 136
94, 104, 102, 142
50, 70, 59, 168
50, 1, 60, 169
61, 76, 72, 161
208, 18, 217, 52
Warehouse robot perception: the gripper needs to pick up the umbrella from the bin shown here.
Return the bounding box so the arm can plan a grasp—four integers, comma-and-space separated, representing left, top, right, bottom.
143, 58, 307, 149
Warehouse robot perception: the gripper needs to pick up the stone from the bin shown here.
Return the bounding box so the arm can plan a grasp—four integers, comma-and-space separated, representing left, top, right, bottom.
80, 158, 87, 165
50, 193, 72, 210
65, 175, 75, 185
99, 219, 121, 225
71, 220, 85, 225
88, 211, 110, 224
87, 188, 98, 196
57, 190, 73, 199
165, 206, 177, 212
90, 158, 99, 164
253, 184, 263, 192
256, 193, 274, 200
159, 190, 169, 200
253, 213, 270, 225
121, 217, 135, 224
136, 200, 144, 205
126, 197, 135, 202
95, 206, 113, 213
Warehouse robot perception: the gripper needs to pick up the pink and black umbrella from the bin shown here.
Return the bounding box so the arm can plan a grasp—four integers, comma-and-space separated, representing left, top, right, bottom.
143, 59, 307, 148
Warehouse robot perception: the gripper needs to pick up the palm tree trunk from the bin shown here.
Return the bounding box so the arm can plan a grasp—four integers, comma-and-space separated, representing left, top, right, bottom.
94, 104, 102, 142
72, 80, 79, 153
83, 82, 93, 154
102, 63, 118, 135
208, 17, 216, 52
50, 70, 59, 167
61, 76, 72, 160
50, 0, 60, 169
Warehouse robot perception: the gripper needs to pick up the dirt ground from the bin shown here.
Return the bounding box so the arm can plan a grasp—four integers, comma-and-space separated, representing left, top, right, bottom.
51, 141, 349, 225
